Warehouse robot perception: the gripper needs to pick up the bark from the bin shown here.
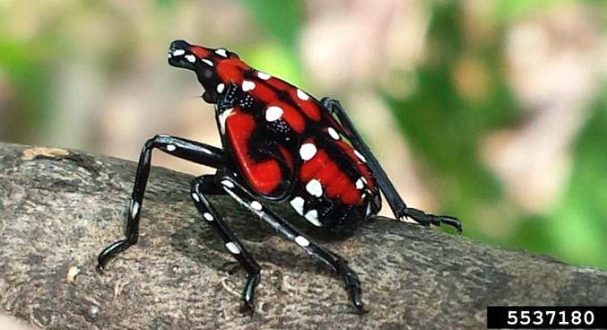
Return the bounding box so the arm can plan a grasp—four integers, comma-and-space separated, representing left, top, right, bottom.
0, 142, 605, 329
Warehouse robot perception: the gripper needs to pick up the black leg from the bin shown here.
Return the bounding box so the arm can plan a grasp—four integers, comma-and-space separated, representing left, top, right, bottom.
97, 135, 232, 271
320, 97, 462, 233
190, 175, 261, 313
219, 175, 365, 313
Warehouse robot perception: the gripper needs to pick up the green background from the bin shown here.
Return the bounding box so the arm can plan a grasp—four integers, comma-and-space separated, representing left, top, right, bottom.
1, 0, 605, 270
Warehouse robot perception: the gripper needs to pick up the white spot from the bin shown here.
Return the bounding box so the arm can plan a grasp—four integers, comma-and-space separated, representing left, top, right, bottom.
265, 106, 283, 122
216, 83, 225, 94
185, 54, 196, 63
172, 49, 185, 56
297, 89, 310, 101
203, 212, 214, 221
361, 177, 368, 184
225, 242, 241, 254
299, 143, 317, 161
304, 209, 322, 226
217, 108, 234, 134
354, 150, 367, 163
289, 196, 305, 215
215, 48, 228, 57
130, 200, 140, 217
295, 236, 310, 247
242, 80, 256, 92
250, 201, 263, 211
356, 178, 365, 190
167, 144, 176, 152
305, 179, 323, 197
167, 53, 172, 58
221, 180, 235, 189
201, 59, 214, 66
366, 203, 373, 217
257, 71, 271, 80
191, 193, 200, 202
328, 127, 340, 140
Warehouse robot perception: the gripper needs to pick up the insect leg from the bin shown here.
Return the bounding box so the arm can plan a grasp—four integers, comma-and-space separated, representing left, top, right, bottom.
190, 175, 261, 313
97, 135, 232, 271
320, 97, 462, 233
219, 175, 365, 313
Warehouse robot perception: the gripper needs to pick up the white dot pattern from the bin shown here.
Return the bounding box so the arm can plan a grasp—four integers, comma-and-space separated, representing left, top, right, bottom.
257, 71, 271, 80
221, 180, 235, 188
297, 89, 310, 101
304, 209, 322, 226
354, 150, 367, 163
299, 143, 317, 161
328, 127, 340, 140
216, 83, 225, 93
306, 179, 323, 197
185, 54, 196, 63
130, 200, 140, 217
265, 106, 283, 122
295, 236, 310, 247
242, 80, 256, 92
289, 196, 305, 215
225, 242, 241, 254
250, 201, 263, 211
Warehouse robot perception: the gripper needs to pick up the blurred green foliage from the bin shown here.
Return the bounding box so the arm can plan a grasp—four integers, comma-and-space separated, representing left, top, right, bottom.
242, 0, 302, 49
1, 0, 605, 271
246, 0, 606, 270
0, 39, 53, 141
387, 2, 517, 237
241, 0, 305, 87
383, 1, 606, 269
494, 0, 574, 22
548, 97, 607, 267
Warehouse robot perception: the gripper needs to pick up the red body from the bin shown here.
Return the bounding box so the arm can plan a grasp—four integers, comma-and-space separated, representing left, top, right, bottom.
171, 42, 381, 227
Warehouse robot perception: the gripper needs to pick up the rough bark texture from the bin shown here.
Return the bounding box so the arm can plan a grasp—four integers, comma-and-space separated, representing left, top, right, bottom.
0, 142, 605, 329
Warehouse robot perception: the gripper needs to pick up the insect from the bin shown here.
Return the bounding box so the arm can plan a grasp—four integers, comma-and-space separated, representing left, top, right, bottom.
97, 40, 462, 314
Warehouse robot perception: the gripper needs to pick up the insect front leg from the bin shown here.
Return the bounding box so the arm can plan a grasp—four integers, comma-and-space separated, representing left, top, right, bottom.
219, 175, 365, 313
190, 175, 261, 314
320, 97, 462, 233
96, 135, 232, 272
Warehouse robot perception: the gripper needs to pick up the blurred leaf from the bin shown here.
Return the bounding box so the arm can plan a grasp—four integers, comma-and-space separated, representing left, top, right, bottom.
0, 39, 52, 141
493, 0, 574, 22
384, 1, 607, 271
385, 2, 517, 238
154, 0, 176, 9
240, 0, 302, 48
0, 40, 39, 78
244, 41, 303, 86
548, 97, 607, 269
238, 1, 305, 87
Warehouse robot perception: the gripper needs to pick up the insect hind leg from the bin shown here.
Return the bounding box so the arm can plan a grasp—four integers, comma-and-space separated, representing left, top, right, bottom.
190, 175, 261, 314
319, 97, 462, 233
219, 175, 366, 313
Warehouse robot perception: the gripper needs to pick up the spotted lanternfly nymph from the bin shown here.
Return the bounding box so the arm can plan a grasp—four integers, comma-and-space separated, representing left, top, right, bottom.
97, 40, 462, 313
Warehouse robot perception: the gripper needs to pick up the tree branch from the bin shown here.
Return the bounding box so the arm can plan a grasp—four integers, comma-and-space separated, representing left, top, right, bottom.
0, 142, 605, 329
